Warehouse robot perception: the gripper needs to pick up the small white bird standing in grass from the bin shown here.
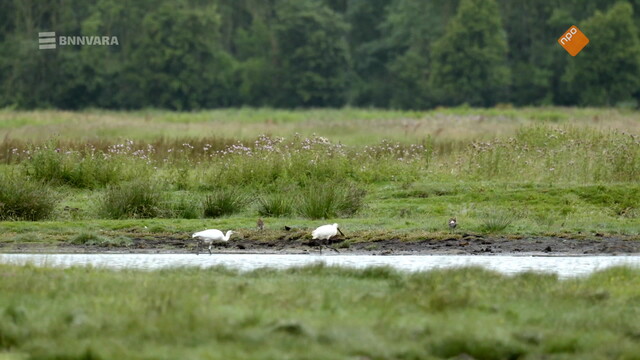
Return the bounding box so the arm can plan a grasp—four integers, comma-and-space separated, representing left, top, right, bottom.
192, 229, 235, 255
312, 223, 344, 241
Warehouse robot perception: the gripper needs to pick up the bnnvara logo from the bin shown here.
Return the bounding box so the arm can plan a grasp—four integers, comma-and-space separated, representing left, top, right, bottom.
38, 32, 56, 50
38, 31, 119, 50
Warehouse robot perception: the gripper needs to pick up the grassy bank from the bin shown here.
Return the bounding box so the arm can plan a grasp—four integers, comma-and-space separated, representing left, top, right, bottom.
1, 264, 639, 359
1, 180, 639, 251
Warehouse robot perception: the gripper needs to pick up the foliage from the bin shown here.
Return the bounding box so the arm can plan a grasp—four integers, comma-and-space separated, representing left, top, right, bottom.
479, 209, 517, 233
272, 0, 350, 107
381, 0, 455, 108
22, 145, 126, 188
257, 193, 295, 217
0, 174, 56, 221
345, 0, 395, 106
296, 181, 366, 219
170, 193, 202, 219
430, 0, 510, 106
459, 126, 640, 183
2, 1, 639, 109
127, 1, 238, 110
203, 188, 247, 218
563, 2, 640, 106
100, 180, 164, 219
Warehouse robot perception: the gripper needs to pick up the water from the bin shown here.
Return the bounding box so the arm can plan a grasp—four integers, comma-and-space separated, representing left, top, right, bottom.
1, 253, 640, 278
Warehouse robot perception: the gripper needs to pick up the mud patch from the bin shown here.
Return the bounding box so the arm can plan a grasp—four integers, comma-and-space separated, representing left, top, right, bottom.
3, 233, 631, 255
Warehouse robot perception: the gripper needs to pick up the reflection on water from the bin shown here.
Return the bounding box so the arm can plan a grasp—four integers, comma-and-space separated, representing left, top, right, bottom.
1, 253, 639, 278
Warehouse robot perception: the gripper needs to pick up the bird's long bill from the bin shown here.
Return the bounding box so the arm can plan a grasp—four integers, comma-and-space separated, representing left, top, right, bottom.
337, 228, 345, 236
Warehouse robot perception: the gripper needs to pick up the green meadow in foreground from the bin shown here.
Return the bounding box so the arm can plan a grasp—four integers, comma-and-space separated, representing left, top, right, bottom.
0, 108, 639, 244
0, 264, 639, 359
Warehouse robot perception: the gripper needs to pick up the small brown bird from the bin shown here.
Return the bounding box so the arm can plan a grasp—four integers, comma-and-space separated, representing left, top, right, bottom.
448, 217, 457, 232
257, 218, 264, 231
63, 206, 80, 213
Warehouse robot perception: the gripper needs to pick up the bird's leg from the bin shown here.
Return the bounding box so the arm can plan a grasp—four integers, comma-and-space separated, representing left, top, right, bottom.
208, 244, 212, 255
328, 237, 340, 253
321, 238, 337, 253
196, 239, 200, 255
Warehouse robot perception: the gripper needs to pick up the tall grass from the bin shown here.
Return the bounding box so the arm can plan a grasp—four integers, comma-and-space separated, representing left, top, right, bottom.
297, 182, 366, 219
100, 180, 164, 219
202, 188, 247, 217
459, 126, 640, 182
21, 146, 129, 188
170, 193, 202, 219
8, 126, 638, 189
0, 174, 56, 220
9, 135, 429, 188
480, 209, 517, 233
196, 135, 428, 189
257, 193, 294, 217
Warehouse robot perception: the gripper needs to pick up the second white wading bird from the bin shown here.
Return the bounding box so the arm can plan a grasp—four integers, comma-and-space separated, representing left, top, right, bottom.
312, 223, 344, 241
192, 229, 235, 255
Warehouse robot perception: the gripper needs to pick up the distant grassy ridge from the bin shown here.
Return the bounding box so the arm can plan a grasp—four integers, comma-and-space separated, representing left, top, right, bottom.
1, 107, 639, 144
1, 264, 639, 359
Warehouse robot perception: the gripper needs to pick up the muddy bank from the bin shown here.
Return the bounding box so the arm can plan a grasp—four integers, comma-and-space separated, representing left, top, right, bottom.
2, 233, 640, 255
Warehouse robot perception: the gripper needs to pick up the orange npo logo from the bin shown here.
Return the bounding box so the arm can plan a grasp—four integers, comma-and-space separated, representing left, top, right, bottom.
558, 25, 589, 56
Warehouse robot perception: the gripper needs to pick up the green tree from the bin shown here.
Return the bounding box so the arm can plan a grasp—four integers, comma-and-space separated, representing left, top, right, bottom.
77, 0, 160, 109
430, 0, 510, 107
563, 2, 640, 106
383, 0, 459, 109
0, 0, 95, 109
345, 0, 394, 107
497, 0, 557, 105
229, 1, 279, 106
130, 1, 238, 110
273, 0, 350, 107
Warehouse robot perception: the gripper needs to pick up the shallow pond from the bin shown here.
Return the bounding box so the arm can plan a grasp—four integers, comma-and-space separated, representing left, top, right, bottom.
2, 253, 640, 278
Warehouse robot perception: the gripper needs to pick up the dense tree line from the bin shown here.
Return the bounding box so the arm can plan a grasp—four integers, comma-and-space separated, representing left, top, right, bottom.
1, 0, 640, 110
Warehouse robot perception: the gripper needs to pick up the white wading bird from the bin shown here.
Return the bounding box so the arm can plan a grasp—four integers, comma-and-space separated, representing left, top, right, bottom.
192, 229, 235, 255
312, 223, 344, 241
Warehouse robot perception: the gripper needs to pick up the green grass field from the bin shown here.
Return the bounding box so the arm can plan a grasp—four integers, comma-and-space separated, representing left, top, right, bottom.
1, 108, 640, 246
1, 264, 640, 359
1, 108, 640, 359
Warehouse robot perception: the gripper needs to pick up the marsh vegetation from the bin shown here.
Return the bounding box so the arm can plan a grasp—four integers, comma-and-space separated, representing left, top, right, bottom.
0, 108, 639, 248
